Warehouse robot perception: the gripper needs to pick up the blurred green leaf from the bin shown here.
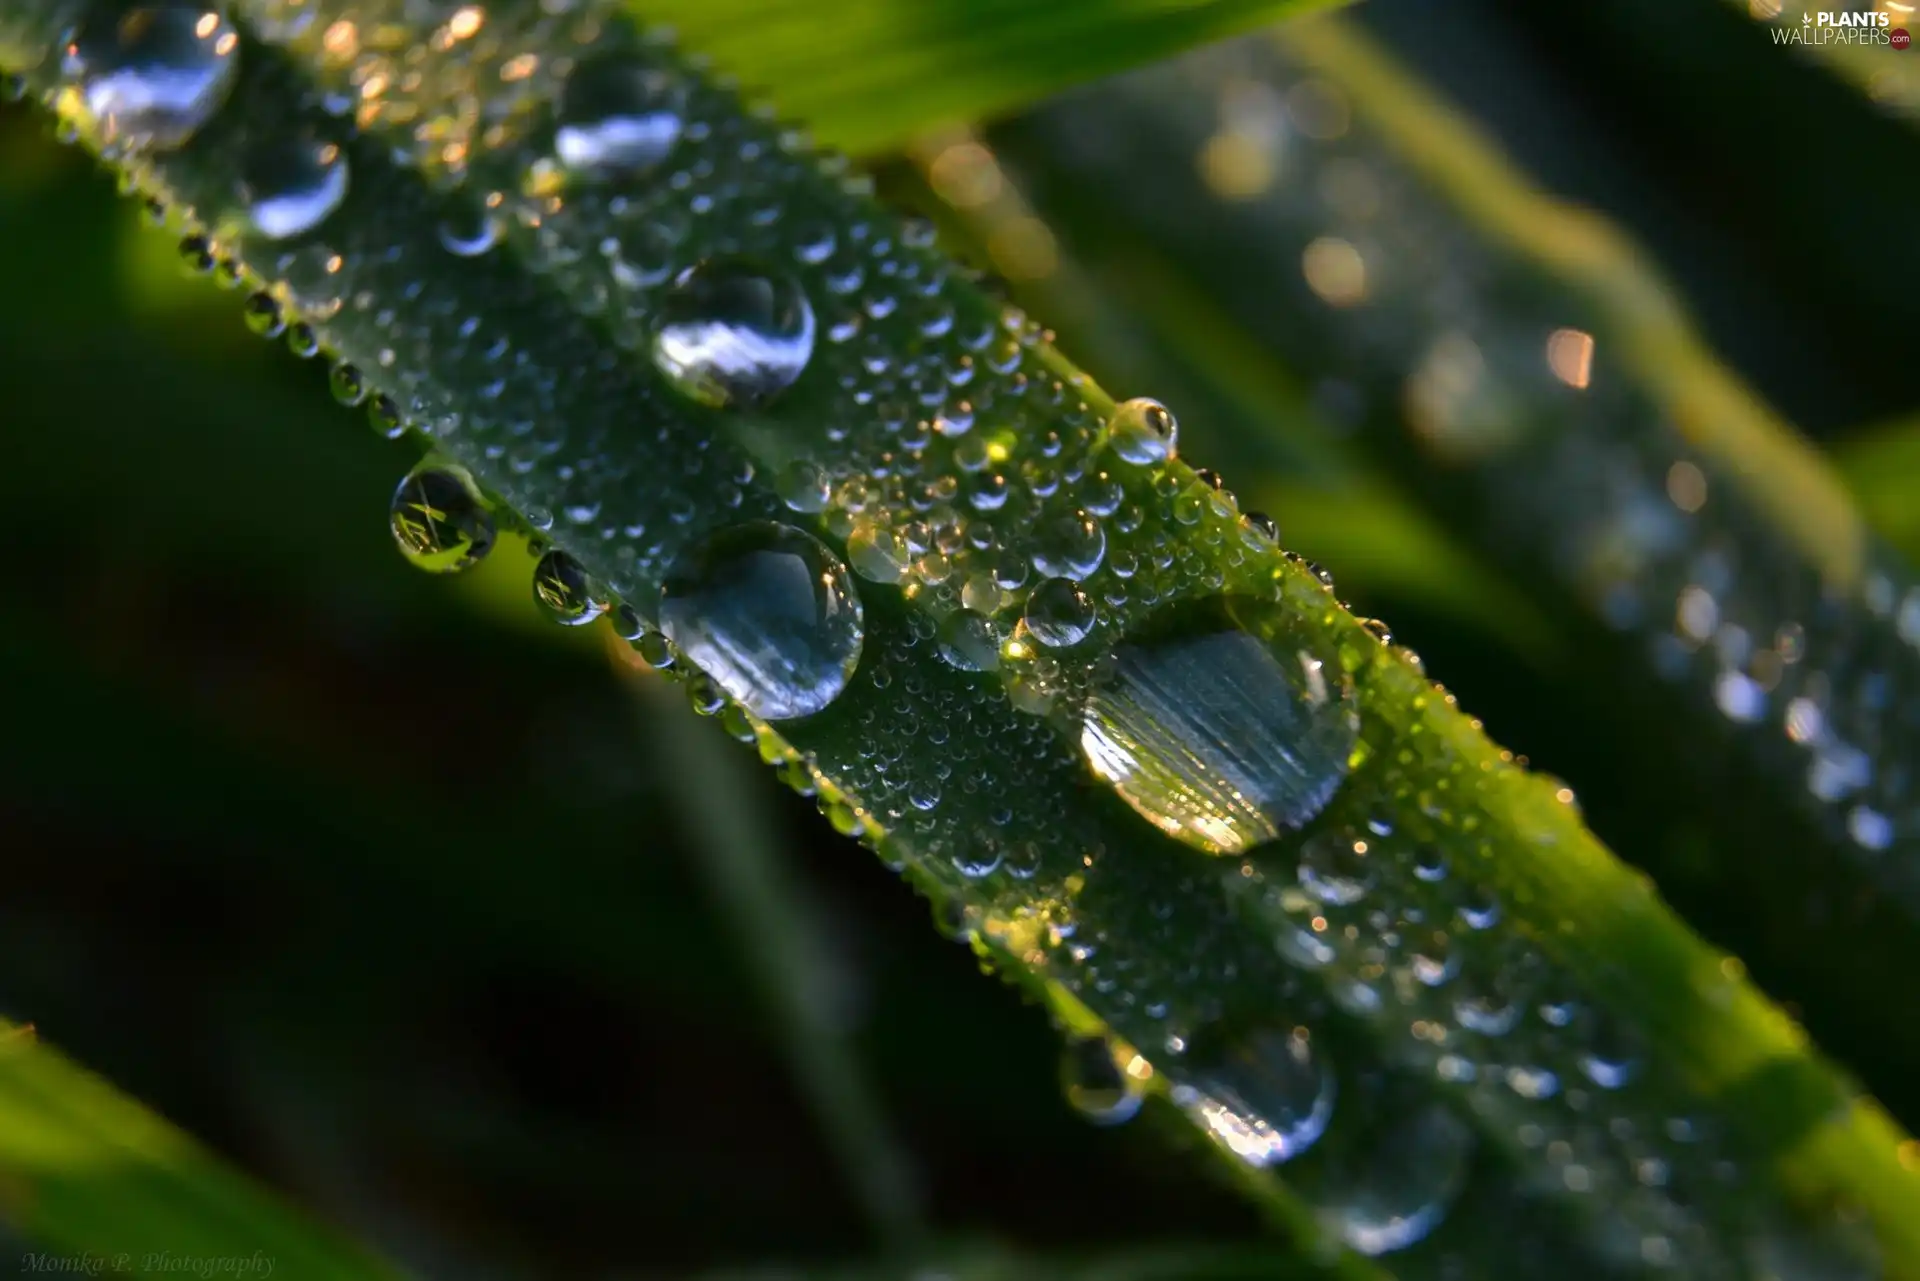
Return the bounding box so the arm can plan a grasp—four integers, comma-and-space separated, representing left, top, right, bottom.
1836, 417, 1920, 566
0, 1026, 400, 1280
641, 0, 1351, 156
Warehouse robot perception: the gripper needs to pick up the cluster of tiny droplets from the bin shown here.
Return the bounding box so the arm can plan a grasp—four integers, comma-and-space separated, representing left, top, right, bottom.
10, 1, 1888, 1272
1026, 35, 1920, 892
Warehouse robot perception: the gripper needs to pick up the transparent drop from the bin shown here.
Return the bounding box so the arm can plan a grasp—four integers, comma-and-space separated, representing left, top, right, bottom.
532, 549, 606, 626
1060, 1036, 1143, 1126
937, 609, 1001, 673
659, 522, 864, 721
62, 3, 240, 151
1107, 397, 1179, 466
1311, 1088, 1474, 1256
553, 52, 686, 178
1023, 577, 1096, 648
774, 460, 831, 513
1172, 1024, 1334, 1168
389, 464, 494, 574
438, 206, 501, 257
1298, 833, 1377, 905
1080, 596, 1360, 855
236, 133, 348, 239
1031, 510, 1107, 581
652, 259, 816, 407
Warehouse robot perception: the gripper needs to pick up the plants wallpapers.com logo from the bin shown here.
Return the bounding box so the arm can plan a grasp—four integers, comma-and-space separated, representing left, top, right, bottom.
1771, 10, 1914, 47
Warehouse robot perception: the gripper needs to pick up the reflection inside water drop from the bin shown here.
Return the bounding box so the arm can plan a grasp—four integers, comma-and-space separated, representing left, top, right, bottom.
1080, 596, 1359, 854
553, 52, 687, 178
1171, 1024, 1333, 1167
62, 2, 240, 151
1061, 1036, 1143, 1126
389, 464, 493, 574
236, 132, 349, 240
659, 523, 864, 721
652, 260, 816, 407
1308, 1081, 1474, 1256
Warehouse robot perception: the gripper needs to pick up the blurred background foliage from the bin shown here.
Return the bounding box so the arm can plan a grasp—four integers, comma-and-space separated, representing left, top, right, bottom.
0, 0, 1916, 1276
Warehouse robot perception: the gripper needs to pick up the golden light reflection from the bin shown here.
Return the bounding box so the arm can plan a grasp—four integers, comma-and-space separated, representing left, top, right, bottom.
195, 12, 218, 37
1198, 132, 1274, 201
447, 5, 484, 39
1301, 235, 1367, 307
1666, 460, 1708, 513
321, 19, 358, 59
1546, 326, 1595, 389
501, 53, 538, 82
927, 141, 1002, 209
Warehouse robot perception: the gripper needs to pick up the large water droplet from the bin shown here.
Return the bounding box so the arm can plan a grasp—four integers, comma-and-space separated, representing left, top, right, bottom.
236, 132, 348, 239
1031, 510, 1107, 581
533, 548, 606, 626
1107, 397, 1179, 466
652, 260, 816, 407
659, 523, 864, 721
1171, 1024, 1334, 1167
1311, 1086, 1474, 1256
389, 464, 494, 573
1023, 577, 1096, 648
1080, 596, 1359, 854
937, 609, 1001, 673
553, 52, 687, 178
1061, 1036, 1143, 1126
62, 3, 239, 151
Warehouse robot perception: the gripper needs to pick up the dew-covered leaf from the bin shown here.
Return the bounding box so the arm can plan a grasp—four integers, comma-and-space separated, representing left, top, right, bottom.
993, 12, 1920, 1132
2, 0, 1917, 1274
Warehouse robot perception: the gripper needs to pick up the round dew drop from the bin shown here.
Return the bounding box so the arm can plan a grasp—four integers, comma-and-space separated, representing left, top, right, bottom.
1080, 596, 1359, 855
1107, 397, 1179, 466
389, 464, 494, 574
659, 523, 864, 721
1308, 1087, 1474, 1256
1023, 577, 1096, 648
532, 548, 606, 626
235, 132, 348, 239
1172, 1024, 1334, 1168
62, 3, 240, 152
553, 52, 687, 179
1060, 1036, 1143, 1126
936, 609, 1001, 673
652, 260, 816, 408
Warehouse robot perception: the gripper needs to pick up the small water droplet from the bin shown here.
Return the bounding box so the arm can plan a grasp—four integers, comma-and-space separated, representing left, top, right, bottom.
1108, 397, 1179, 466
552, 52, 686, 178
1172, 1024, 1333, 1167
389, 463, 494, 574
1061, 1036, 1143, 1126
235, 133, 348, 239
62, 3, 240, 151
659, 523, 864, 721
1023, 577, 1096, 648
1298, 834, 1376, 905
1080, 596, 1359, 854
774, 459, 831, 513
937, 609, 1001, 673
438, 205, 502, 257
652, 259, 815, 407
533, 548, 606, 625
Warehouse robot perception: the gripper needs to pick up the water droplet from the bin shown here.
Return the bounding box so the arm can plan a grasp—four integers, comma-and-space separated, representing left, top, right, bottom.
1108, 397, 1179, 466
1023, 577, 1096, 648
659, 523, 864, 721
1172, 1024, 1333, 1167
1298, 833, 1376, 905
652, 260, 816, 407
937, 609, 1001, 673
533, 548, 606, 625
389, 464, 494, 573
62, 3, 240, 151
235, 133, 348, 239
1061, 1036, 1143, 1126
1311, 1087, 1474, 1256
1031, 510, 1107, 581
774, 460, 831, 513
438, 206, 501, 257
553, 52, 686, 178
1080, 596, 1359, 854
